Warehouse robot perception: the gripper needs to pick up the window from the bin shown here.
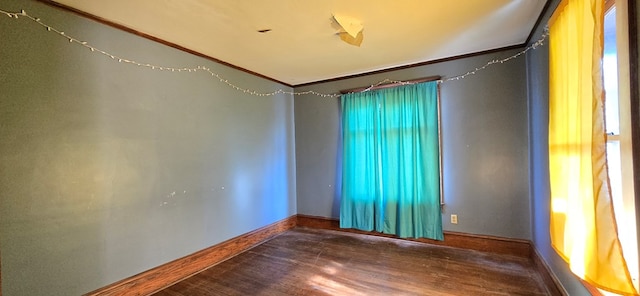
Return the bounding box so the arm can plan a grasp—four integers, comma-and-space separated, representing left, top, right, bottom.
339, 81, 443, 240
602, 0, 639, 293
548, 0, 638, 294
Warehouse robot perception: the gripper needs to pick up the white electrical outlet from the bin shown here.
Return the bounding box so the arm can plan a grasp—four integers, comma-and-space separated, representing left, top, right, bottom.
451, 214, 458, 224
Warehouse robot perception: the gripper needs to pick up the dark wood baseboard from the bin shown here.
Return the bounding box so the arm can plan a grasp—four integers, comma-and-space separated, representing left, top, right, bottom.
84, 215, 297, 296
297, 214, 531, 258
531, 246, 567, 296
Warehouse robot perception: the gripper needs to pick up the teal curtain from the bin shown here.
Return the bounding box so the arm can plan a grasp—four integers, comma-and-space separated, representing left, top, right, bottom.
340, 81, 443, 240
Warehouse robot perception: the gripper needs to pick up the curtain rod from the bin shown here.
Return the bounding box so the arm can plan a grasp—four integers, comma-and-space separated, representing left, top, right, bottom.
339, 76, 441, 94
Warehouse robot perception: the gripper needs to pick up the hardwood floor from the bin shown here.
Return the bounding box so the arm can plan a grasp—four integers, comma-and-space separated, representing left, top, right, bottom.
153, 227, 549, 296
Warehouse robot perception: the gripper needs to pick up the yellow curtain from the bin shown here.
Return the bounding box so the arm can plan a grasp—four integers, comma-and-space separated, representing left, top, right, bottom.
548, 0, 638, 294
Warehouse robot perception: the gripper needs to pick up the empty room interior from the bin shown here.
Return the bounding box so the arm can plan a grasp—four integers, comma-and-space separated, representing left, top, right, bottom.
1, 0, 639, 295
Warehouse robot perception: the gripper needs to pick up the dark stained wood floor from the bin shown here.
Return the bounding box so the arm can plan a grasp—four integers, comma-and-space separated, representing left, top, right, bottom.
153, 228, 549, 296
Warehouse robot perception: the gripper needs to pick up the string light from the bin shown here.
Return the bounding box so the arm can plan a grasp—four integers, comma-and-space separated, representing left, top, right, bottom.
1, 8, 548, 97
436, 27, 549, 84
357, 79, 416, 93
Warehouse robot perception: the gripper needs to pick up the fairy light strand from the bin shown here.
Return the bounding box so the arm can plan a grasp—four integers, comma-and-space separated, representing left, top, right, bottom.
436, 27, 549, 84
1, 9, 548, 97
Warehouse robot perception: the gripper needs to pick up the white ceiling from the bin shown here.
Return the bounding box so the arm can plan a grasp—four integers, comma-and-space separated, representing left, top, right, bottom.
52, 0, 547, 86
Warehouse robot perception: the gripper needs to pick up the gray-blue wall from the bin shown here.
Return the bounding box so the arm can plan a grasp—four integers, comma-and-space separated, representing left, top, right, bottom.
294, 49, 532, 240
4, 0, 634, 295
526, 0, 592, 294
0, 1, 296, 295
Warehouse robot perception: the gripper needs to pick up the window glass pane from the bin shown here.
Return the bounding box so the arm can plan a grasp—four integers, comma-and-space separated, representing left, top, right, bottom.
607, 141, 623, 214
604, 7, 619, 135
